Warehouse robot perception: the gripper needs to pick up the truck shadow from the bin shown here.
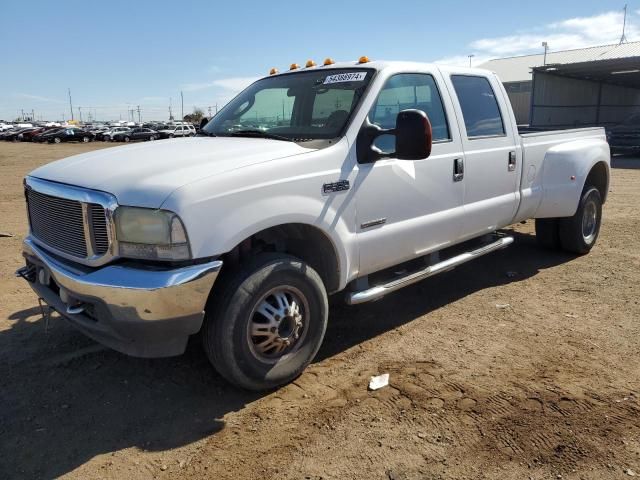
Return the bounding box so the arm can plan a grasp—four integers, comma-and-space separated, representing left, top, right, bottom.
1, 229, 576, 479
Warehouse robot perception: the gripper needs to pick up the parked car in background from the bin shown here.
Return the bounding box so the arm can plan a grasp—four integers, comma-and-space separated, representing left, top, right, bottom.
158, 124, 195, 138
2, 127, 35, 141
606, 113, 640, 155
101, 126, 130, 141
111, 127, 158, 142
33, 128, 63, 143
16, 127, 43, 141
42, 128, 95, 144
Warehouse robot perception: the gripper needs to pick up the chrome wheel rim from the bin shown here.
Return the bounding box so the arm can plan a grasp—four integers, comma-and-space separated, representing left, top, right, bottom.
247, 286, 308, 363
582, 199, 598, 244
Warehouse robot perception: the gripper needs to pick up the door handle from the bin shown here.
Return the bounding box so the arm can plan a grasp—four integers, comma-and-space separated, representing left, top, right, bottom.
508, 151, 517, 172
453, 158, 464, 182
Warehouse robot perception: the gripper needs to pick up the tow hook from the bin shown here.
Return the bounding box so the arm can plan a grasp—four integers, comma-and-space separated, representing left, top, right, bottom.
15, 265, 36, 283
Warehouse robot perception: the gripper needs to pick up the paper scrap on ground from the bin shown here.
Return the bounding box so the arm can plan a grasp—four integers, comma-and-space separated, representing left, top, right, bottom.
368, 373, 389, 391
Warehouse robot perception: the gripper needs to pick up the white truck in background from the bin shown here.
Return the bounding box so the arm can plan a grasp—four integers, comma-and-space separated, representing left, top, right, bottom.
17, 58, 610, 390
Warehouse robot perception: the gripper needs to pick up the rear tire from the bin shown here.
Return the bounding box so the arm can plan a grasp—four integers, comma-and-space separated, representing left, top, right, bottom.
124, 136, 130, 142
558, 186, 602, 254
535, 218, 560, 249
202, 253, 328, 391
53, 137, 61, 144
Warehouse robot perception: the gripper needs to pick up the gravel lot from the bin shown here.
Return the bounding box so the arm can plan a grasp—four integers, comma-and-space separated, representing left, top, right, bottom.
1, 142, 639, 480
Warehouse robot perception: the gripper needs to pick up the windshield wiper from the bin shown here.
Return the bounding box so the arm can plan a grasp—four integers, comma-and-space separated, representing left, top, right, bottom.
229, 130, 293, 142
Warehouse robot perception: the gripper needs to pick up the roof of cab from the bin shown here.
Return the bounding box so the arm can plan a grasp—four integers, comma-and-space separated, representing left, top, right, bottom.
263, 60, 495, 79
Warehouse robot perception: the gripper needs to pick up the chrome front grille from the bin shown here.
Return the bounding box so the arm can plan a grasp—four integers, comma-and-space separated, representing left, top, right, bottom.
27, 189, 88, 257
24, 178, 117, 266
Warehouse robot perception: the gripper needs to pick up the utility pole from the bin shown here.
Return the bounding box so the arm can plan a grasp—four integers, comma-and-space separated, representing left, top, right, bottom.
180, 91, 184, 121
542, 42, 549, 65
78, 107, 82, 123
68, 88, 74, 120
620, 4, 628, 44
136, 105, 141, 123
468, 54, 475, 67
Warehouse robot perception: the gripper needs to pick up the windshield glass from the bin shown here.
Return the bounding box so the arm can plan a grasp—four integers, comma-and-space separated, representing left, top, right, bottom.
203, 68, 374, 140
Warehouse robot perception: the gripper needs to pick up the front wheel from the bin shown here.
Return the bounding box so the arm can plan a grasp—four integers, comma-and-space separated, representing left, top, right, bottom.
53, 137, 61, 144
558, 186, 602, 254
202, 253, 328, 391
123, 136, 130, 142
82, 136, 90, 143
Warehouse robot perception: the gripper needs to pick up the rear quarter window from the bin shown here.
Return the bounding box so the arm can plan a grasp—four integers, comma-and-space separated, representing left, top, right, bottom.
451, 75, 505, 138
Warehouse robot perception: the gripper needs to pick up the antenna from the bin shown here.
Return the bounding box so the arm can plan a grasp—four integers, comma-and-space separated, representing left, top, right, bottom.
620, 4, 628, 44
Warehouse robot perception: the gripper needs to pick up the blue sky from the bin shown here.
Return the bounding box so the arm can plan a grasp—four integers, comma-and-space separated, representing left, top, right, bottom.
0, 0, 635, 122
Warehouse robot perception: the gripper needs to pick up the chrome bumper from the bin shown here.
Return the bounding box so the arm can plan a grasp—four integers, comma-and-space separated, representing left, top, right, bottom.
18, 237, 222, 357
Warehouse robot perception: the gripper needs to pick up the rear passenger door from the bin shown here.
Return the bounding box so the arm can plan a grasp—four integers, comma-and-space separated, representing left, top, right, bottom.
443, 73, 520, 238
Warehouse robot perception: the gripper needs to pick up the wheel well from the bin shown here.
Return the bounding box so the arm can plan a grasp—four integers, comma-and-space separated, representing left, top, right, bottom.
585, 161, 609, 204
220, 223, 341, 293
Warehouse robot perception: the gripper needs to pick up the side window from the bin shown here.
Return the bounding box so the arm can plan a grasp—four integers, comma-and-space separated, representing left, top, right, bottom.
369, 73, 450, 153
451, 75, 505, 138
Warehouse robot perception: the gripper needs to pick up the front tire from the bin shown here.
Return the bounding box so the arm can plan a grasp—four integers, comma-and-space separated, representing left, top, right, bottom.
124, 136, 130, 142
558, 186, 602, 254
202, 253, 328, 391
53, 137, 61, 144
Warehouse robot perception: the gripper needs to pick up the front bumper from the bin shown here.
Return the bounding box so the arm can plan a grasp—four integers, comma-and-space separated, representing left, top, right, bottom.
18, 237, 222, 357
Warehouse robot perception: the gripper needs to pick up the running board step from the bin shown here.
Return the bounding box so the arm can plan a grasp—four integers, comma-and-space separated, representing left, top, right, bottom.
347, 236, 514, 305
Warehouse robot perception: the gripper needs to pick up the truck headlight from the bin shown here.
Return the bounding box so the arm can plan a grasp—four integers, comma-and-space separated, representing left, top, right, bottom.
115, 207, 191, 261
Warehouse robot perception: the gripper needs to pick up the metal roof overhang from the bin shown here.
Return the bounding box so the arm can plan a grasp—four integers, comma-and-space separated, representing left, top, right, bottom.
534, 58, 640, 88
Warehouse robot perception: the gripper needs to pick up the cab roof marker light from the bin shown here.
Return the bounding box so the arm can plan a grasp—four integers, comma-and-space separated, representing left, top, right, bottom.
269, 67, 279, 75
358, 56, 370, 64
323, 58, 335, 66
290, 63, 300, 70
305, 60, 317, 68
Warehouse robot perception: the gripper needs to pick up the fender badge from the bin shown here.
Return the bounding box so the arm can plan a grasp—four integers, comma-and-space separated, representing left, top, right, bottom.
322, 180, 350, 194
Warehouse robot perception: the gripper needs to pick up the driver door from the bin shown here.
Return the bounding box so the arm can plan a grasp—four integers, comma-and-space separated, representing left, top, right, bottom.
355, 71, 466, 276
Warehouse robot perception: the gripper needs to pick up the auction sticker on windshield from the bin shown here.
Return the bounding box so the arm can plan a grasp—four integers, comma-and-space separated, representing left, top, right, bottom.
323, 72, 367, 84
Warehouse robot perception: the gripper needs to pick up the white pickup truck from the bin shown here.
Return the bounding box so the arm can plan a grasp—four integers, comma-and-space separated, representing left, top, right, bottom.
17, 59, 610, 390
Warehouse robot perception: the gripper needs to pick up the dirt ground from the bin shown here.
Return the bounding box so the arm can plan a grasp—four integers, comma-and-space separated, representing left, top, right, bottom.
0, 141, 639, 480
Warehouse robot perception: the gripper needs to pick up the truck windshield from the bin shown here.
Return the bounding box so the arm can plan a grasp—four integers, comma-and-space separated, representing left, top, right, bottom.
202, 68, 374, 141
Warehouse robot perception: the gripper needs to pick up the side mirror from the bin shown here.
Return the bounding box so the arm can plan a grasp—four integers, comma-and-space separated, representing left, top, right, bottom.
395, 109, 432, 160
356, 109, 432, 163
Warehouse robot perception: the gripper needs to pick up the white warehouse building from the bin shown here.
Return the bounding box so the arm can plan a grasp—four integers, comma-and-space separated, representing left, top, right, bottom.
480, 41, 640, 128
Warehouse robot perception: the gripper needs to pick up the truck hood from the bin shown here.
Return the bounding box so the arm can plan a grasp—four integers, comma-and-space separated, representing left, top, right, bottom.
29, 137, 314, 207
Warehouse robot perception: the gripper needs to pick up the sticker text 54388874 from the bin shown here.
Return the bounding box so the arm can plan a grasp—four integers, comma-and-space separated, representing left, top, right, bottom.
323, 72, 367, 85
